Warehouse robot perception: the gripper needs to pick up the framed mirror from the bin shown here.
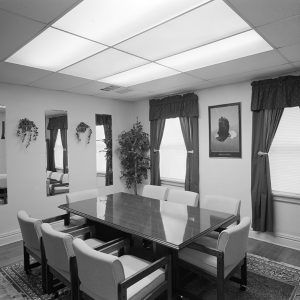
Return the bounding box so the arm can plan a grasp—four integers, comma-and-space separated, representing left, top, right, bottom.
45, 110, 69, 196
0, 105, 7, 205
95, 114, 113, 186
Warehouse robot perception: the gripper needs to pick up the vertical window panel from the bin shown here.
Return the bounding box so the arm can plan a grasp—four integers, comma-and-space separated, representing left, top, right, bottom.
54, 129, 63, 170
96, 125, 106, 173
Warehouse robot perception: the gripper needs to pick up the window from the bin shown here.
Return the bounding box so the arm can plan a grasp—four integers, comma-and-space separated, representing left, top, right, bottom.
54, 129, 63, 169
269, 107, 300, 195
160, 118, 186, 181
96, 125, 106, 173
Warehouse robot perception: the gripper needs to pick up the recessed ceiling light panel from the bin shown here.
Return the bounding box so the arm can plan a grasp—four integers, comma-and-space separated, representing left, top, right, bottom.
6, 27, 106, 71
53, 0, 210, 45
99, 63, 179, 87
158, 30, 273, 72
60, 48, 148, 80
116, 0, 251, 60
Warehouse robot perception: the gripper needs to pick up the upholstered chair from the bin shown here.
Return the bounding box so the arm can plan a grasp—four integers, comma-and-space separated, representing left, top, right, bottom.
142, 185, 168, 201
50, 173, 69, 195
177, 217, 251, 300
41, 222, 117, 297
66, 189, 98, 226
73, 237, 172, 300
166, 189, 199, 207
17, 210, 72, 292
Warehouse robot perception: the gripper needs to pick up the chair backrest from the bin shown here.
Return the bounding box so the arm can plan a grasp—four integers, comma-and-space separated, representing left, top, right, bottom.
66, 189, 98, 204
166, 189, 199, 207
17, 210, 42, 253
61, 173, 69, 184
217, 217, 251, 268
41, 223, 74, 277
142, 185, 168, 201
73, 238, 125, 300
51, 172, 63, 182
46, 171, 52, 179
201, 195, 241, 219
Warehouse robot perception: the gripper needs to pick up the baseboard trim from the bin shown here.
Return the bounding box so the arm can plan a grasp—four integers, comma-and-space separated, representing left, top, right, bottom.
249, 230, 300, 251
0, 229, 22, 246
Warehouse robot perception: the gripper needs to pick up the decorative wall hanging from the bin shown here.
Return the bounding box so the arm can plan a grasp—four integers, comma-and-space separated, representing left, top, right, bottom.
1, 121, 5, 139
75, 122, 92, 144
208, 102, 241, 158
16, 118, 39, 148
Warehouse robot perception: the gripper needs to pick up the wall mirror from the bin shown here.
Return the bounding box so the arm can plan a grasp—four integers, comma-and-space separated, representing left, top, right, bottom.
0, 105, 7, 205
95, 114, 113, 186
45, 110, 69, 197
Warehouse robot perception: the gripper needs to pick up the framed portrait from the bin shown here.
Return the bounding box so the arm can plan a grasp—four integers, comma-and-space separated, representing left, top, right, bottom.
208, 102, 241, 158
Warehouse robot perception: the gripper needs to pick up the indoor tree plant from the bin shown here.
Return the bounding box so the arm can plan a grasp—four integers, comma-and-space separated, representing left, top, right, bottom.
117, 120, 150, 194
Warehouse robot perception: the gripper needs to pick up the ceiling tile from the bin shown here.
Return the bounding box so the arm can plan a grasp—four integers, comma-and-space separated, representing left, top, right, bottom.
116, 0, 250, 60
6, 27, 106, 72
257, 15, 300, 48
278, 43, 300, 62
30, 72, 91, 91
132, 73, 204, 93
0, 10, 45, 61
52, 0, 210, 45
187, 50, 288, 80
0, 0, 81, 24
67, 81, 110, 95
226, 0, 300, 27
0, 62, 52, 85
60, 48, 148, 80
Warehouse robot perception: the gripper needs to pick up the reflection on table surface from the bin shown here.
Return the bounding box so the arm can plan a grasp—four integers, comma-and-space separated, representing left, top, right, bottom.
59, 192, 235, 249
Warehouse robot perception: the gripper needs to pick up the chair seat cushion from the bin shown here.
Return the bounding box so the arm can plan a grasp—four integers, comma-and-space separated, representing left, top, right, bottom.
119, 255, 165, 300
70, 215, 86, 226
178, 247, 236, 278
84, 238, 105, 249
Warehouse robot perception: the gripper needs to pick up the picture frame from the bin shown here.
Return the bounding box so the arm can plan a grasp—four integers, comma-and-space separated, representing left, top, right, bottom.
208, 102, 241, 158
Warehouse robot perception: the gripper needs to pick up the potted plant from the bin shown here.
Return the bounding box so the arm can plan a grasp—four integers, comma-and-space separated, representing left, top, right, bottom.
117, 120, 150, 194
76, 122, 92, 144
16, 118, 39, 148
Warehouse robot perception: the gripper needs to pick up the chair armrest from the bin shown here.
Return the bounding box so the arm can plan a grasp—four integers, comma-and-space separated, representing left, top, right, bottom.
42, 213, 69, 224
188, 242, 223, 258
63, 225, 94, 238
98, 238, 130, 255
94, 237, 126, 251
119, 256, 169, 291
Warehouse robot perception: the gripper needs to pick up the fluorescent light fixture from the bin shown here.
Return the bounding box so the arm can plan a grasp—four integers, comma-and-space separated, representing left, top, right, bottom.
53, 0, 210, 45
99, 63, 179, 87
158, 30, 273, 72
60, 48, 148, 80
6, 27, 107, 71
116, 0, 251, 60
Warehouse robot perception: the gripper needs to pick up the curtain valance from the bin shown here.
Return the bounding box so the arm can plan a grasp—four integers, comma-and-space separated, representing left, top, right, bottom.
47, 116, 68, 130
149, 93, 199, 120
251, 75, 300, 111
96, 114, 112, 126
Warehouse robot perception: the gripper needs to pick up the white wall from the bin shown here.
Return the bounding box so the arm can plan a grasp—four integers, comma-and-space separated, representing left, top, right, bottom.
0, 83, 133, 245
133, 81, 300, 250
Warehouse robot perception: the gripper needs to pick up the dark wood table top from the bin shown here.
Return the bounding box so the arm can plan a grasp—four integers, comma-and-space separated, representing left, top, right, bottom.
59, 192, 236, 250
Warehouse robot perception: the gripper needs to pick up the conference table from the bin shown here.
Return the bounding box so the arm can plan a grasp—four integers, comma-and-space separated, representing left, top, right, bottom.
59, 192, 237, 296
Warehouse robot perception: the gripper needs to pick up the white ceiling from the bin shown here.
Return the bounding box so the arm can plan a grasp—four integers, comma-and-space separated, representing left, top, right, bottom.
0, 0, 299, 101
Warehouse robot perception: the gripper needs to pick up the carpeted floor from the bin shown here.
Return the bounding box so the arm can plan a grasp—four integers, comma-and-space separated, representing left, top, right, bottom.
0, 253, 299, 299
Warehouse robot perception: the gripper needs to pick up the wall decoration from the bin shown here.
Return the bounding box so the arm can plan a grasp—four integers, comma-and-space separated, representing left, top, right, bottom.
75, 122, 92, 144
1, 121, 5, 139
208, 102, 241, 158
16, 118, 39, 148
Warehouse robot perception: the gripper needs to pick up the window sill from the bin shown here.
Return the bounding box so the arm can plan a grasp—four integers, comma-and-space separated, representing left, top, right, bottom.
161, 178, 184, 188
272, 191, 300, 205
97, 172, 106, 178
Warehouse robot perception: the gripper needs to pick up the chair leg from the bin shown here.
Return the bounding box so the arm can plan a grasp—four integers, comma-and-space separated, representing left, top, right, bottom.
46, 267, 54, 294
240, 256, 247, 291
217, 253, 225, 300
23, 244, 30, 275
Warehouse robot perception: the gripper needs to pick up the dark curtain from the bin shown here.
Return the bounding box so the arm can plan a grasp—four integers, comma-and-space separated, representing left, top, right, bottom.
180, 117, 199, 193
149, 93, 199, 188
47, 116, 68, 130
49, 129, 58, 172
251, 109, 283, 232
150, 119, 165, 185
96, 114, 113, 186
60, 129, 68, 173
